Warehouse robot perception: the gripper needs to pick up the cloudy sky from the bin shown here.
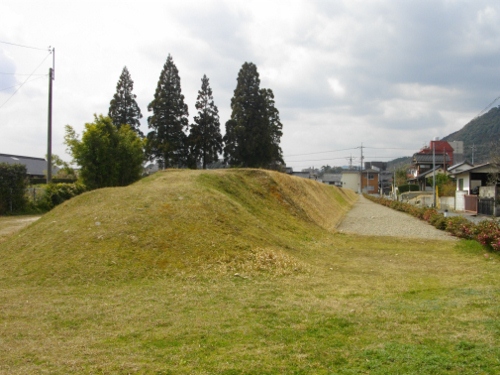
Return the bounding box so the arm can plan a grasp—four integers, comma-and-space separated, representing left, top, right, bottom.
1, 0, 499, 171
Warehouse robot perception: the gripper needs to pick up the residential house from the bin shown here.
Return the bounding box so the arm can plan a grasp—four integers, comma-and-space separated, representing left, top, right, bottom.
447, 161, 474, 177
322, 173, 342, 187
411, 165, 449, 191
360, 169, 379, 194
450, 162, 500, 214
0, 153, 49, 178
409, 139, 455, 189
450, 162, 498, 195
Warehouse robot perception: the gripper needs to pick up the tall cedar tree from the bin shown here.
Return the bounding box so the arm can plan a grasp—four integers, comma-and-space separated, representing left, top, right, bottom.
147, 55, 189, 169
223, 62, 283, 168
108, 66, 144, 137
188, 75, 223, 169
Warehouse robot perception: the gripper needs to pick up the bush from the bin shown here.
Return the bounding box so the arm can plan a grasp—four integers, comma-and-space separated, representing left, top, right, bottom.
429, 213, 447, 230
0, 163, 28, 214
398, 184, 419, 194
475, 220, 500, 251
445, 216, 475, 239
36, 182, 87, 211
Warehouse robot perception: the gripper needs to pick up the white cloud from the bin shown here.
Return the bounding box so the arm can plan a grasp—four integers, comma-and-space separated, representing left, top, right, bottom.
1, 0, 500, 171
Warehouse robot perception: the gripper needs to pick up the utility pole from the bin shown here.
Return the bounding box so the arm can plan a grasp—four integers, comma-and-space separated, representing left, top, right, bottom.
471, 143, 476, 165
432, 141, 436, 208
47, 47, 55, 184
359, 144, 364, 194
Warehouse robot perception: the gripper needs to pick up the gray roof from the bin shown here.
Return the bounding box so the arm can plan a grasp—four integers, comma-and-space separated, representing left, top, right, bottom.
322, 173, 342, 183
0, 153, 47, 177
448, 161, 473, 172
413, 153, 451, 163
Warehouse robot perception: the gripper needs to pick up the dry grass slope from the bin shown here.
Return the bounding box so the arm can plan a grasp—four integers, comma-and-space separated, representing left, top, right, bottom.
0, 169, 357, 284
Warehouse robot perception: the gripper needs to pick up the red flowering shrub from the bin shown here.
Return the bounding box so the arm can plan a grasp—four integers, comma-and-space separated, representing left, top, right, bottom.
475, 221, 500, 251
445, 216, 476, 239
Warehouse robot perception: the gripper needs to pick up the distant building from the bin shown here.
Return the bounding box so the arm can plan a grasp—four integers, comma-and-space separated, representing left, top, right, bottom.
322, 173, 342, 187
0, 153, 51, 178
341, 170, 360, 192
409, 139, 454, 180
361, 169, 379, 194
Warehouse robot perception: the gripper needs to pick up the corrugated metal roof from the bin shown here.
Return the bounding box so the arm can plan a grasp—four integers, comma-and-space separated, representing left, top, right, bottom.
0, 153, 47, 177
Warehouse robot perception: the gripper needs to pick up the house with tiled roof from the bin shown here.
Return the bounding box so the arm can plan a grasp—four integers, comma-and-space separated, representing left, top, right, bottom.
408, 139, 455, 190
0, 154, 48, 178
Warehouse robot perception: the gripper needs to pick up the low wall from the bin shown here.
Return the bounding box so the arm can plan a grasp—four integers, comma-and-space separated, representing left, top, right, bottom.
455, 191, 466, 211
439, 197, 455, 211
405, 193, 455, 210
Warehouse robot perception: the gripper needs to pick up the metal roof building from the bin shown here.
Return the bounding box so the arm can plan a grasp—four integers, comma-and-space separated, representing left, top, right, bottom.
0, 154, 48, 177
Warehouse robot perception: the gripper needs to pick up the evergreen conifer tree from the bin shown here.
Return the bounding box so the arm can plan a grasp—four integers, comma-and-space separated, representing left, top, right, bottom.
188, 75, 223, 169
108, 66, 143, 137
223, 62, 283, 168
147, 55, 189, 169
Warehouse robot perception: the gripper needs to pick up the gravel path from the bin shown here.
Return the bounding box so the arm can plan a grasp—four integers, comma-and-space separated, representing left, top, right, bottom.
337, 195, 457, 241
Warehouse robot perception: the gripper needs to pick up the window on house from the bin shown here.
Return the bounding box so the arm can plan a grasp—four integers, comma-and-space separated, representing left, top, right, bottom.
458, 178, 464, 191
368, 174, 374, 180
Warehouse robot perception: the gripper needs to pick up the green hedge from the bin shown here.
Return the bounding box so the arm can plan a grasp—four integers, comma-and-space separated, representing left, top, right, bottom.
0, 163, 28, 214
36, 182, 87, 211
397, 184, 420, 193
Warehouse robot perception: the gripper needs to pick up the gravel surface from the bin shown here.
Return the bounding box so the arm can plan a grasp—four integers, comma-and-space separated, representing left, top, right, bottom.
337, 196, 457, 241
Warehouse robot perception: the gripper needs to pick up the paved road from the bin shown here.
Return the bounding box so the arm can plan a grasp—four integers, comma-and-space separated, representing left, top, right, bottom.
336, 195, 457, 241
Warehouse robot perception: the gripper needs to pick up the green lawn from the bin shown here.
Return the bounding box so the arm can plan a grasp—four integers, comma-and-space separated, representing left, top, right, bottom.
1, 235, 499, 374
0, 169, 498, 373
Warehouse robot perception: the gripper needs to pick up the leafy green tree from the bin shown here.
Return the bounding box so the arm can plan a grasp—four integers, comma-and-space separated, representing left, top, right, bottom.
395, 166, 409, 187
188, 75, 223, 169
65, 115, 144, 189
224, 62, 283, 168
147, 55, 189, 169
108, 66, 143, 137
426, 173, 455, 197
48, 154, 76, 180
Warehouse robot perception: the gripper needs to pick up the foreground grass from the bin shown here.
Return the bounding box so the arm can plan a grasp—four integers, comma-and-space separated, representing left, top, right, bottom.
1, 170, 499, 373
1, 235, 499, 374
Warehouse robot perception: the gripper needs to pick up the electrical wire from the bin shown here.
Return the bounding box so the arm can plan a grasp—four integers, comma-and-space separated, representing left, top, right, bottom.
0, 52, 51, 109
475, 95, 500, 118
0, 40, 49, 51
0, 75, 46, 92
284, 147, 359, 158
0, 72, 46, 76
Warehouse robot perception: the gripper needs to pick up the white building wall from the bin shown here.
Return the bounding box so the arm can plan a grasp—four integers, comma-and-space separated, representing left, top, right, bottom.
341, 172, 360, 192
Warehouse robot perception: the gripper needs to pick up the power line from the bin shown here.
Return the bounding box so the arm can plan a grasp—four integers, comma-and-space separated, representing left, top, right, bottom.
475, 95, 500, 118
0, 75, 47, 92
0, 52, 52, 109
364, 146, 415, 151
0, 72, 46, 76
284, 147, 359, 158
286, 155, 407, 163
0, 40, 49, 51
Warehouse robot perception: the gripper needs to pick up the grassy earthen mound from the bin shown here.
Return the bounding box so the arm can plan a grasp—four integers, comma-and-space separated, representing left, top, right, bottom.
0, 169, 356, 283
